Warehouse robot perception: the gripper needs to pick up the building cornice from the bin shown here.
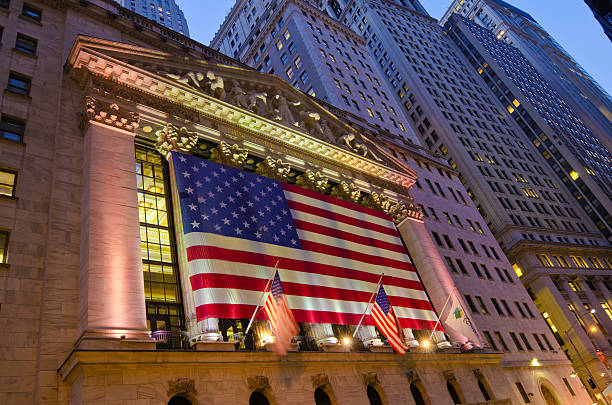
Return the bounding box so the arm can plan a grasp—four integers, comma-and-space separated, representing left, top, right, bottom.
505, 239, 612, 259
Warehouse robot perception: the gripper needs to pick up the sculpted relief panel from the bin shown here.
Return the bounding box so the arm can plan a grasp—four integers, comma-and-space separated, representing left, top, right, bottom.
161, 69, 386, 165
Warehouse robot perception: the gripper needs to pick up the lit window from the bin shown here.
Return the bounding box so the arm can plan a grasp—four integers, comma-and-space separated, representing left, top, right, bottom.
0, 230, 8, 264
283, 29, 290, 40
285, 66, 294, 79
569, 170, 579, 180
512, 99, 520, 107
512, 264, 522, 277
506, 105, 515, 114
15, 34, 37, 55
294, 56, 302, 69
0, 169, 17, 197
276, 40, 283, 50
601, 303, 612, 321
22, 3, 42, 22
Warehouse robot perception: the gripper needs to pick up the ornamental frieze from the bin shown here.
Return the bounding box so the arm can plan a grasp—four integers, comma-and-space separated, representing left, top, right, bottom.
296, 170, 329, 193
330, 181, 362, 203
256, 156, 292, 182
210, 141, 249, 169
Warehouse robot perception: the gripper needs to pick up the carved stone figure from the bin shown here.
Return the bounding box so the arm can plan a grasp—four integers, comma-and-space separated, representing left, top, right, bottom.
298, 111, 325, 139
296, 170, 328, 192
256, 156, 292, 181
406, 370, 420, 384
319, 119, 335, 143
206, 71, 225, 100
210, 141, 249, 168
155, 123, 198, 158
247, 90, 270, 117
339, 133, 382, 162
330, 181, 361, 203
362, 372, 380, 387
361, 192, 393, 214
228, 80, 248, 109
270, 94, 300, 124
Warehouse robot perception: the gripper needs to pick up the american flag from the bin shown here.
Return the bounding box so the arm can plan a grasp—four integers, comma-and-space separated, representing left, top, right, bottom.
263, 270, 299, 355
170, 151, 440, 332
371, 284, 408, 354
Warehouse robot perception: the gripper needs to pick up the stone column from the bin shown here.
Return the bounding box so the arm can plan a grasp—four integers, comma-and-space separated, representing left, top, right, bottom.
357, 325, 382, 347
582, 277, 612, 335
308, 323, 338, 346
403, 328, 420, 348
396, 217, 483, 348
78, 98, 152, 349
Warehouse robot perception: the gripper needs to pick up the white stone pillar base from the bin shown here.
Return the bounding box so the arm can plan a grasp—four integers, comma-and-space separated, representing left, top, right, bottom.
404, 328, 420, 348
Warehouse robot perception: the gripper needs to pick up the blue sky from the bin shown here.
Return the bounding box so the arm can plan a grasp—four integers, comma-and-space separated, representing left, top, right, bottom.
176, 0, 612, 96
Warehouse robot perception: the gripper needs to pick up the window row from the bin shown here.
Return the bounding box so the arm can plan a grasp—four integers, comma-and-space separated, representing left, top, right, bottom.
464, 294, 536, 320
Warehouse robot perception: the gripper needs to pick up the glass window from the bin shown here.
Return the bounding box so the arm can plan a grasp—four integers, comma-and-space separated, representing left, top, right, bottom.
1, 116, 25, 142
494, 331, 509, 351
475, 296, 488, 315
0, 169, 17, 197
7, 72, 31, 95
135, 147, 184, 334
22, 3, 42, 21
0, 0, 9, 9
15, 34, 37, 55
0, 230, 8, 264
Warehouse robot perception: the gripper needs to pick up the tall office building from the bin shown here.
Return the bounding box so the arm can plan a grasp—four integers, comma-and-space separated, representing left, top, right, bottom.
3, 0, 592, 404
443, 14, 612, 243
118, 0, 190, 36
441, 0, 612, 153
328, 0, 612, 401
585, 0, 612, 43
212, 1, 603, 403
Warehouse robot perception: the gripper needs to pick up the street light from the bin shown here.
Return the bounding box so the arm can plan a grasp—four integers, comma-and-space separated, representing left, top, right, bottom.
564, 308, 610, 405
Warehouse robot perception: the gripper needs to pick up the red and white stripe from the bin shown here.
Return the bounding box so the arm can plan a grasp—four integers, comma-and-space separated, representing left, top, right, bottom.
183, 182, 440, 330
371, 303, 408, 354
263, 291, 299, 355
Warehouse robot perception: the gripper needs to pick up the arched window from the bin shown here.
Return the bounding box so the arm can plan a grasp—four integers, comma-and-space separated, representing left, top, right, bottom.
250, 391, 270, 405
447, 381, 462, 404
168, 396, 192, 405
366, 385, 383, 405
314, 387, 333, 405
478, 380, 491, 401
541, 385, 560, 405
410, 383, 426, 405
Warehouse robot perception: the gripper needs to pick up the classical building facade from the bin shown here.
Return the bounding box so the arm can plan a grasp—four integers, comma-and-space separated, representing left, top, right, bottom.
0, 0, 593, 404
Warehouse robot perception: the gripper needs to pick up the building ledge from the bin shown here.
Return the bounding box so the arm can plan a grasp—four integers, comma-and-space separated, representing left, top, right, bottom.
58, 348, 504, 383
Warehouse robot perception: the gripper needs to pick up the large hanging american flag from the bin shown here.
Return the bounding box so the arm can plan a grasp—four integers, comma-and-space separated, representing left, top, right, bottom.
371, 284, 408, 354
170, 151, 440, 331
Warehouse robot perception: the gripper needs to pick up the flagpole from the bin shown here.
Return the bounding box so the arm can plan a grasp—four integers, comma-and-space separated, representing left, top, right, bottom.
352, 273, 384, 338
242, 257, 281, 340
428, 286, 456, 341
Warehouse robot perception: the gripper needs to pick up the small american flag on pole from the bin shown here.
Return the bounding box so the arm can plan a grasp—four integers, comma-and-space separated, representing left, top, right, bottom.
263, 270, 299, 355
371, 284, 408, 354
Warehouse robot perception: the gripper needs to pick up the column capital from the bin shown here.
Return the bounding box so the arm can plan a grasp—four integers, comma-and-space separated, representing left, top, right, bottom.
80, 96, 139, 135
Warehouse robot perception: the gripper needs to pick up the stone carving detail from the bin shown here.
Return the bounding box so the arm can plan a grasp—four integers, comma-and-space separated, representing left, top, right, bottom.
228, 80, 249, 109
271, 94, 301, 124
247, 376, 271, 391
339, 133, 382, 162
443, 370, 457, 384
406, 370, 420, 384
164, 71, 226, 100
473, 369, 484, 380
167, 378, 197, 399
362, 193, 421, 224
311, 374, 330, 389
256, 156, 292, 181
296, 170, 328, 192
362, 372, 380, 386
330, 181, 361, 203
210, 141, 249, 168
155, 123, 198, 158
83, 96, 139, 132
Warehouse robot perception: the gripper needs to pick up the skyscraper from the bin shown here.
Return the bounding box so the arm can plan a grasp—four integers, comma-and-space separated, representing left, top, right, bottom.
584, 0, 612, 43
212, 0, 605, 403
119, 0, 189, 36
441, 0, 612, 154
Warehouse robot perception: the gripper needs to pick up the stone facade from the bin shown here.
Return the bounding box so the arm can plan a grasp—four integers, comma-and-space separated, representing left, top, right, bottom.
0, 0, 592, 405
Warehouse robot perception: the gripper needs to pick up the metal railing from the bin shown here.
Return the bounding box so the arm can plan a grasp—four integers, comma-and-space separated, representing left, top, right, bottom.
151, 330, 192, 350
